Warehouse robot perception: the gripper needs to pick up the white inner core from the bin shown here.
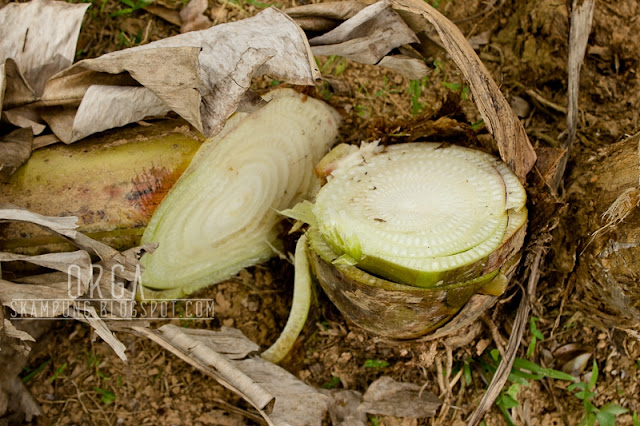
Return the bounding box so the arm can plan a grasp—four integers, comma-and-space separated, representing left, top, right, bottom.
314, 143, 510, 265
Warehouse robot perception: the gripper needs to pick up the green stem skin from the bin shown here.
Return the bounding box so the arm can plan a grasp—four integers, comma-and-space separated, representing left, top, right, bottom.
307, 227, 505, 339
319, 207, 526, 288
0, 120, 202, 255
261, 235, 311, 364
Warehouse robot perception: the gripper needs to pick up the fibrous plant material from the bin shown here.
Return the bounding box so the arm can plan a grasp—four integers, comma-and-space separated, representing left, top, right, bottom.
291, 142, 526, 338
139, 89, 341, 299
569, 132, 640, 328
308, 226, 507, 338
0, 120, 202, 255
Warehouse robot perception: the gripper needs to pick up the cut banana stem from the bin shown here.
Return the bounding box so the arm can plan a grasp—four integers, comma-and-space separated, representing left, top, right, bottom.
139, 89, 341, 298
0, 120, 202, 255
284, 142, 527, 338
311, 143, 527, 287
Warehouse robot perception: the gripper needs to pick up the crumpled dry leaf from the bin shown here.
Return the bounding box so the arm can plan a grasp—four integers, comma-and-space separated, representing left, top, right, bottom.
0, 59, 37, 113
391, 0, 536, 181
0, 203, 78, 238
1, 319, 35, 343
0, 128, 33, 182
0, 205, 148, 361
0, 0, 86, 177
145, 4, 182, 26
359, 376, 441, 418
287, 1, 427, 80
134, 325, 332, 426
0, 0, 89, 97
0, 317, 49, 422
136, 324, 443, 425
41, 85, 171, 144
309, 0, 418, 65
0, 250, 92, 317
68, 305, 127, 361
286, 1, 367, 32
378, 54, 428, 80
41, 7, 320, 143
2, 106, 47, 135
321, 377, 441, 424
180, 0, 211, 33
2, 319, 35, 357
321, 389, 366, 426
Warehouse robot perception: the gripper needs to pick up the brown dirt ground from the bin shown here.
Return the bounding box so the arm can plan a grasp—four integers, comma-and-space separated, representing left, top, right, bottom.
8, 0, 640, 425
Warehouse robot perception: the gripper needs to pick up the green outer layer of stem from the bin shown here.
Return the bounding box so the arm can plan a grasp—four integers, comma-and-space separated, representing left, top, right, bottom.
261, 235, 312, 364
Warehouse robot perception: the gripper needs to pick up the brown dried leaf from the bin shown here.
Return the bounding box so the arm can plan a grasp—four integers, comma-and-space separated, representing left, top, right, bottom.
68, 305, 127, 361
2, 320, 35, 344
359, 376, 441, 418
180, 0, 212, 33
0, 206, 147, 361
135, 325, 332, 425
0, 0, 89, 96
184, 326, 260, 359
391, 0, 536, 181
2, 319, 35, 357
41, 85, 171, 144
309, 0, 419, 66
235, 358, 331, 426
0, 251, 90, 281
321, 389, 366, 426
378, 54, 428, 80
0, 316, 47, 421
144, 4, 182, 26
286, 1, 366, 25
0, 59, 37, 112
0, 128, 33, 181
41, 8, 319, 143
551, 0, 594, 190
0, 204, 77, 238
2, 106, 47, 135
0, 250, 92, 317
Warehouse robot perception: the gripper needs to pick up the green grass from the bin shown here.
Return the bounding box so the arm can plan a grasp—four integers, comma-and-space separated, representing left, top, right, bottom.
21, 359, 51, 384
354, 104, 367, 117
363, 359, 389, 369
322, 375, 341, 389
479, 348, 576, 425
569, 361, 628, 426
526, 316, 544, 358
94, 386, 116, 405
409, 78, 427, 115
49, 362, 68, 383
442, 81, 470, 100
471, 120, 485, 131
110, 0, 152, 17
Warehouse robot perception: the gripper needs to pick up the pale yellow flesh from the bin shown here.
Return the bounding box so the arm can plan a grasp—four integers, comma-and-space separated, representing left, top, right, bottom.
311, 143, 527, 286
140, 89, 341, 296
